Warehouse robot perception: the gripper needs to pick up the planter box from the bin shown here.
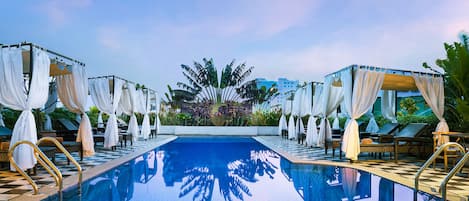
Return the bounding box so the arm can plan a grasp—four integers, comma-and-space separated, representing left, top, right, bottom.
159, 126, 278, 136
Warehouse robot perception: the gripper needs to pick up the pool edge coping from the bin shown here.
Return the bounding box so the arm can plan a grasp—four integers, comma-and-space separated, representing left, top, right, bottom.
253, 136, 468, 201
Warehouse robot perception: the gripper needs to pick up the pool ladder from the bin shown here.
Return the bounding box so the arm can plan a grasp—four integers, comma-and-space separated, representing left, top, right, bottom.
8, 137, 83, 201
414, 142, 469, 201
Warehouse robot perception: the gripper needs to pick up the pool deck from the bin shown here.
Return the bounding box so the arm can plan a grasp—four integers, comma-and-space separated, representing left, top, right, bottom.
254, 136, 469, 201
2, 134, 469, 201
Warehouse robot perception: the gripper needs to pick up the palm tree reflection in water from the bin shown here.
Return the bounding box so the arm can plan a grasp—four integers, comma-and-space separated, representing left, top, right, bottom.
161, 139, 278, 201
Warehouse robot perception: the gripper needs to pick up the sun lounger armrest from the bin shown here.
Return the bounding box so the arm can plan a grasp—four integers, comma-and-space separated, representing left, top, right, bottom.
370, 132, 389, 137
378, 135, 394, 143
393, 137, 432, 144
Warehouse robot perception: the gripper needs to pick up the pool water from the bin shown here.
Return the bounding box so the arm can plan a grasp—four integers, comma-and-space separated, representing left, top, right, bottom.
56, 137, 440, 201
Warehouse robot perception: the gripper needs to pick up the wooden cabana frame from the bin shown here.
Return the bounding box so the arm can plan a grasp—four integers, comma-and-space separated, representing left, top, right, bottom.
1, 42, 85, 78
88, 75, 158, 113
88, 75, 157, 96
327, 64, 442, 91
324, 64, 443, 160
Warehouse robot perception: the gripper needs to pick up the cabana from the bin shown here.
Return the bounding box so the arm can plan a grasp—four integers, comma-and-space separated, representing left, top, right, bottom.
0, 42, 92, 170
305, 82, 323, 147
322, 65, 447, 160
89, 75, 158, 148
283, 82, 323, 144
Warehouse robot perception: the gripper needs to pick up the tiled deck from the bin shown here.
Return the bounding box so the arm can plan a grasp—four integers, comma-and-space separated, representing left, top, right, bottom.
0, 135, 176, 201
255, 136, 469, 201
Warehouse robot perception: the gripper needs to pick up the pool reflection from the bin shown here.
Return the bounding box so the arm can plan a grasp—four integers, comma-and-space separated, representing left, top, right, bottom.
160, 138, 278, 201
59, 138, 442, 201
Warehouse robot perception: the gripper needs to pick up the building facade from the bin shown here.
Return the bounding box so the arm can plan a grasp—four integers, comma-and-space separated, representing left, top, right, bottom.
255, 77, 299, 108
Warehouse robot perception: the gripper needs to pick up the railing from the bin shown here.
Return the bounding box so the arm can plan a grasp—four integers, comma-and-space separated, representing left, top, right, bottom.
8, 137, 83, 201
440, 151, 469, 199
413, 142, 465, 201
8, 140, 62, 195
37, 137, 83, 197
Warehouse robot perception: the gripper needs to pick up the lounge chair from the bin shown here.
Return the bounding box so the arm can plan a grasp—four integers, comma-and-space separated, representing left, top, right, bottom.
360, 123, 399, 140
56, 118, 79, 141
360, 123, 429, 161
38, 131, 83, 163
0, 126, 12, 142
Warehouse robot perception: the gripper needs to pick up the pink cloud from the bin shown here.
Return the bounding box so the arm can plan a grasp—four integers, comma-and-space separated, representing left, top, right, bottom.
38, 0, 92, 27
244, 10, 469, 83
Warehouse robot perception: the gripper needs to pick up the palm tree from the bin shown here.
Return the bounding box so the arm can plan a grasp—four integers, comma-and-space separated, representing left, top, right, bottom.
176, 58, 254, 104
423, 32, 469, 131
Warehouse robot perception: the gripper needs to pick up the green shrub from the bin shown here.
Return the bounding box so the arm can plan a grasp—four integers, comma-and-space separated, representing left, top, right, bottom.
248, 110, 282, 126
1, 108, 21, 129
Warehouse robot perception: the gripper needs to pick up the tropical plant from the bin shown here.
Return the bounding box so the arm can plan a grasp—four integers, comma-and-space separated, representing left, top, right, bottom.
163, 85, 195, 109
399, 97, 419, 115
248, 110, 282, 126
422, 32, 469, 131
238, 80, 279, 105
176, 58, 254, 103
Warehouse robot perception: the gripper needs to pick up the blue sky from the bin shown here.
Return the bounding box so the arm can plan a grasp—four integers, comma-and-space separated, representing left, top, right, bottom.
1, 0, 468, 94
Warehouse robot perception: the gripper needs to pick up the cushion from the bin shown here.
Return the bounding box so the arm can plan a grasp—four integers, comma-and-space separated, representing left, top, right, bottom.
361, 138, 373, 145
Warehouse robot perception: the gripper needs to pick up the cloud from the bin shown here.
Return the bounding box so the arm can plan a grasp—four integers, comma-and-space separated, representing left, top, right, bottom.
244, 11, 469, 82
96, 27, 125, 50
38, 0, 92, 27
173, 0, 319, 37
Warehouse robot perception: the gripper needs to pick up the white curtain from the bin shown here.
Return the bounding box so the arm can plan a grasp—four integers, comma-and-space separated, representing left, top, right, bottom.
381, 90, 397, 123
306, 84, 323, 146
301, 84, 312, 117
287, 115, 295, 139
413, 74, 449, 145
289, 88, 303, 139
43, 82, 57, 131
90, 78, 124, 148
97, 111, 104, 128
342, 68, 385, 160
332, 113, 340, 129
0, 47, 50, 170
296, 117, 305, 138
278, 98, 288, 135
0, 104, 5, 127
56, 65, 95, 156
298, 85, 312, 138
365, 108, 379, 133
136, 89, 151, 140
317, 77, 343, 147
154, 94, 161, 135
118, 83, 139, 142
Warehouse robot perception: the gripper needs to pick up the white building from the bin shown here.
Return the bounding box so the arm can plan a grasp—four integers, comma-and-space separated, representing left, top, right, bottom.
255, 77, 299, 109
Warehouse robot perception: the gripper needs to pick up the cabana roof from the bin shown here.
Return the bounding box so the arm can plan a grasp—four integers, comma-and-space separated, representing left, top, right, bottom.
1, 42, 85, 76
326, 64, 443, 91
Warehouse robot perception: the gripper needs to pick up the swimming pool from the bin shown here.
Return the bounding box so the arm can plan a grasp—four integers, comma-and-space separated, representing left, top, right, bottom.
52, 137, 440, 201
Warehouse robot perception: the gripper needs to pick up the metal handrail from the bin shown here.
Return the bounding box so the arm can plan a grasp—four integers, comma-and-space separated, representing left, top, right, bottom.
37, 137, 83, 195
440, 151, 469, 200
8, 140, 63, 195
414, 142, 465, 200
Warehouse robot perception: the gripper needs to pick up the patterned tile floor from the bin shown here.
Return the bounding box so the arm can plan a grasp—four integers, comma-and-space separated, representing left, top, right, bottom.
0, 135, 174, 201
255, 136, 469, 201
